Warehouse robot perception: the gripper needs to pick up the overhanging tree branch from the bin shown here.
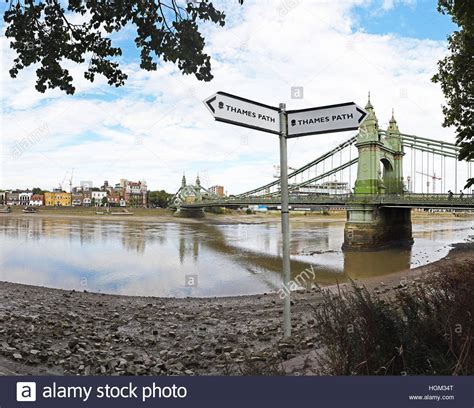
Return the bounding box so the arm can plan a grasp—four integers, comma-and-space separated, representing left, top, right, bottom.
3, 0, 242, 94
432, 0, 473, 189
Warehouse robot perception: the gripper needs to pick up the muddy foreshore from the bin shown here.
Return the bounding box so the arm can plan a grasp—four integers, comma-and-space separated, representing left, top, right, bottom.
0, 242, 472, 376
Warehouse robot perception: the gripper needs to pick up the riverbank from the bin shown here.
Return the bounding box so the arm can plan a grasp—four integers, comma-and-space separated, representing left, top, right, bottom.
0, 241, 472, 376
1, 205, 346, 223
1, 206, 471, 225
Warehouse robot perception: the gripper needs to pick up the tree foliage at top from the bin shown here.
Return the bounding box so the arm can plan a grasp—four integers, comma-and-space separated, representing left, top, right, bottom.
432, 0, 474, 188
4, 0, 243, 95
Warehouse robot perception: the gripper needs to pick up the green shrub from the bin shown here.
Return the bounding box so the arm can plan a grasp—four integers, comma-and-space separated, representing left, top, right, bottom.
313, 262, 473, 375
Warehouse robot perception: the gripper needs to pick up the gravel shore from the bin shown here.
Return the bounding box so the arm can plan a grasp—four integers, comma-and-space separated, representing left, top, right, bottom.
0, 242, 472, 376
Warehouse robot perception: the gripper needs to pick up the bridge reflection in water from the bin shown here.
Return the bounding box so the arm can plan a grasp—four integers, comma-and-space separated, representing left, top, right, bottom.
343, 250, 410, 280
0, 216, 471, 297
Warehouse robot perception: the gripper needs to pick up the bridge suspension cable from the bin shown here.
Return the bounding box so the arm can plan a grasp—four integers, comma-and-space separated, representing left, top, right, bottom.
236, 134, 358, 197
399, 133, 474, 194
227, 130, 471, 199
289, 158, 358, 192
236, 132, 469, 199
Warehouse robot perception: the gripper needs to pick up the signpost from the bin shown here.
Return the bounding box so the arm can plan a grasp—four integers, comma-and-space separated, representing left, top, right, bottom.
204, 92, 280, 135
204, 92, 368, 338
287, 102, 367, 138
278, 103, 291, 338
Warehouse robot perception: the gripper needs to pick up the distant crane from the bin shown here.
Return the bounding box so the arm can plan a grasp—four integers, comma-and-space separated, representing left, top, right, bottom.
68, 168, 75, 207
59, 171, 68, 191
69, 168, 74, 193
416, 171, 442, 194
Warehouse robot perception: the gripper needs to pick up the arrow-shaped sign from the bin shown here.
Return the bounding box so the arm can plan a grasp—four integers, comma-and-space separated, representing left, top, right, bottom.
287, 102, 368, 138
204, 92, 280, 135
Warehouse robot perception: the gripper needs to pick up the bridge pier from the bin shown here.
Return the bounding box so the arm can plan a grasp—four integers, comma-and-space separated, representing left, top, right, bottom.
343, 205, 413, 250
174, 207, 205, 218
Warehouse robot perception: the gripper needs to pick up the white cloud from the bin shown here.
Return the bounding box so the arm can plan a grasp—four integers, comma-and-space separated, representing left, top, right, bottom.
381, 0, 416, 11
1, 0, 465, 194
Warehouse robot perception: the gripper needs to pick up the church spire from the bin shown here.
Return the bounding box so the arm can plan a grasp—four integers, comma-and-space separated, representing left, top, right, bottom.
181, 173, 186, 188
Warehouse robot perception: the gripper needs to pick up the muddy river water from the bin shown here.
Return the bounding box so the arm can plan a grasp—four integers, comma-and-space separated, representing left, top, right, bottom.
0, 216, 472, 297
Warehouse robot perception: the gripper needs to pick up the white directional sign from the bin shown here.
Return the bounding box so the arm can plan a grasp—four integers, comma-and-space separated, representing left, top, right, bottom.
287, 102, 368, 138
204, 92, 280, 135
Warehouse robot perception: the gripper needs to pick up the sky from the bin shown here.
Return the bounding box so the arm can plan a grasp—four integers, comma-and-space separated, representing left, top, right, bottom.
0, 0, 461, 194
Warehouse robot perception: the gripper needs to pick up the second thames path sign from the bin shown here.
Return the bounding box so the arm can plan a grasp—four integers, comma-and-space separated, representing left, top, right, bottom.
287, 102, 368, 138
204, 91, 280, 135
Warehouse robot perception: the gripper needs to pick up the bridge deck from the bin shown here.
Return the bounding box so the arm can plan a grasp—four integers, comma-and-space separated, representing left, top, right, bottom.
179, 194, 474, 210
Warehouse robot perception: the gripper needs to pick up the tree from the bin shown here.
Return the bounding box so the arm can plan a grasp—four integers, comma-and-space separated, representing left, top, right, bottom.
101, 196, 108, 206
32, 187, 43, 195
148, 189, 172, 208
4, 0, 243, 95
432, 0, 473, 188
128, 195, 142, 207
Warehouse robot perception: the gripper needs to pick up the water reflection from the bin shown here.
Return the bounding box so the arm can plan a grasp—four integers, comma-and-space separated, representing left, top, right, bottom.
0, 215, 471, 297
343, 250, 410, 280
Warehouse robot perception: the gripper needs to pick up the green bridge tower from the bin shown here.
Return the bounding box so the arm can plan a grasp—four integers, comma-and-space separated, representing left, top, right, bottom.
343, 95, 413, 250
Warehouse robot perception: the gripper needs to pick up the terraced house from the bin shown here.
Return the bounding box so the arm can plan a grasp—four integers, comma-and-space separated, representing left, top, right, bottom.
82, 190, 92, 206
91, 190, 107, 206
71, 191, 84, 207
6, 191, 20, 205
19, 191, 32, 206
30, 194, 44, 206
122, 179, 147, 207
44, 191, 71, 206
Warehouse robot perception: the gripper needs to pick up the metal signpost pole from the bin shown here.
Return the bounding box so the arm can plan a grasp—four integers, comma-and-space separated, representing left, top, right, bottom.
279, 103, 291, 338
204, 91, 368, 339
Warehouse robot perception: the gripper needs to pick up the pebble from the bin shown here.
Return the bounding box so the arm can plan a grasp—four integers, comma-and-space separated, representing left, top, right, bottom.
0, 248, 469, 377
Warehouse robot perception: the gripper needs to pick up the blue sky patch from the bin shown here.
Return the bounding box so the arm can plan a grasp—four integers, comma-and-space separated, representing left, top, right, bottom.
353, 1, 457, 41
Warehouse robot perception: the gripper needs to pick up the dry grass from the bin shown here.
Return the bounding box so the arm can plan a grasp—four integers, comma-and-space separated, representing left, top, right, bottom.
312, 261, 474, 375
